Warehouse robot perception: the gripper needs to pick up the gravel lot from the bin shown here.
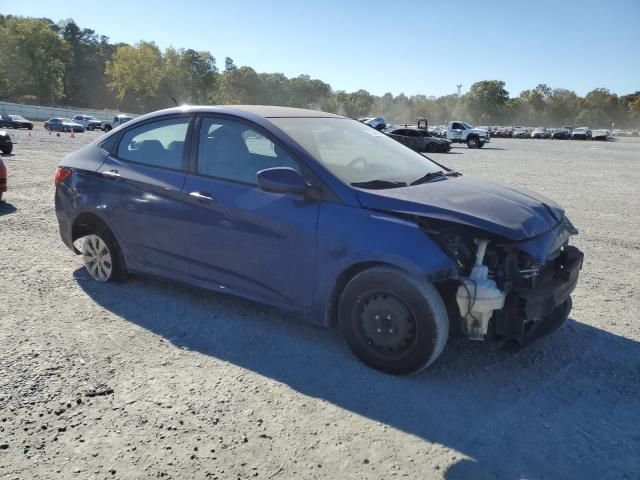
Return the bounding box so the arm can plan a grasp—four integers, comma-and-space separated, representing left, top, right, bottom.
1, 128, 639, 480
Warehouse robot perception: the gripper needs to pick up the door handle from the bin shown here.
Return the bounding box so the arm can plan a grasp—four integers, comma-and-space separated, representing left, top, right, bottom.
102, 169, 120, 178
189, 191, 215, 201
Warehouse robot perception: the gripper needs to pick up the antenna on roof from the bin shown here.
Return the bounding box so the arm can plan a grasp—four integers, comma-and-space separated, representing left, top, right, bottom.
171, 97, 179, 106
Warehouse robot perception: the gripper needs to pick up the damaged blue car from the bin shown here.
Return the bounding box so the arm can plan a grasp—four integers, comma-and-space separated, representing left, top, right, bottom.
54, 106, 583, 375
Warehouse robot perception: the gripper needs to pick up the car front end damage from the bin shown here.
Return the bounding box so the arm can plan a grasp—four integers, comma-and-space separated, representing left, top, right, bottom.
418, 215, 583, 346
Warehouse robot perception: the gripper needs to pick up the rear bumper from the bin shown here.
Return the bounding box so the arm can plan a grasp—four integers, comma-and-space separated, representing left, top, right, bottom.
55, 188, 76, 252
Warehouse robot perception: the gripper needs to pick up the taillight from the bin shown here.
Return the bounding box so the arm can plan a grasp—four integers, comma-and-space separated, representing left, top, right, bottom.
54, 167, 72, 185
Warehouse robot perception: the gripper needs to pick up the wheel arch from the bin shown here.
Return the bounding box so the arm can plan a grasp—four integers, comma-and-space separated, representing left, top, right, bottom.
70, 212, 123, 256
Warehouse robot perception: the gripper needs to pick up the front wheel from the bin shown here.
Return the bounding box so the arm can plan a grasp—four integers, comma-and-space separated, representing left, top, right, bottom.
467, 136, 479, 148
1, 146, 12, 155
82, 229, 126, 283
478, 141, 485, 148
338, 267, 449, 375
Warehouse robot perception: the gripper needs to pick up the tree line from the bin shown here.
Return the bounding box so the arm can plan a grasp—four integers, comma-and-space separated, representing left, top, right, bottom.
1, 15, 639, 128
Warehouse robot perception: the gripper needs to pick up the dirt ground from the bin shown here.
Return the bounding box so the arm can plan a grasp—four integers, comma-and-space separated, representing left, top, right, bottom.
1, 127, 639, 480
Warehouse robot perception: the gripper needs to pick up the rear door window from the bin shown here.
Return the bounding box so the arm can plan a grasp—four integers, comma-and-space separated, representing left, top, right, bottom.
116, 117, 190, 170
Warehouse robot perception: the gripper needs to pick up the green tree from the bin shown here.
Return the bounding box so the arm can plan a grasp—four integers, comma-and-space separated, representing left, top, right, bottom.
0, 16, 69, 104
576, 88, 619, 127
217, 66, 265, 104
105, 41, 163, 111
546, 89, 579, 126
465, 80, 509, 123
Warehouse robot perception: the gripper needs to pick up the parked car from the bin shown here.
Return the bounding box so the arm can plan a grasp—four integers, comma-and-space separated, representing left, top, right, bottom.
44, 118, 85, 133
102, 114, 136, 132
358, 117, 387, 131
0, 114, 33, 130
531, 127, 548, 139
0, 156, 6, 202
572, 127, 592, 140
55, 105, 583, 375
385, 125, 451, 153
72, 115, 102, 131
512, 127, 530, 138
0, 130, 13, 154
551, 128, 571, 140
591, 129, 611, 141
492, 127, 513, 138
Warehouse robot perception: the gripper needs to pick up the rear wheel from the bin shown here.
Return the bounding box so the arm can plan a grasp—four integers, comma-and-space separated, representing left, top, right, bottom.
467, 136, 479, 148
81, 229, 126, 283
478, 141, 485, 148
1, 145, 12, 155
338, 267, 449, 375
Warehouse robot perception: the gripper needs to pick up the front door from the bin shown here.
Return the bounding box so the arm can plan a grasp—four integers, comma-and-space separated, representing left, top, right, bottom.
182, 116, 319, 307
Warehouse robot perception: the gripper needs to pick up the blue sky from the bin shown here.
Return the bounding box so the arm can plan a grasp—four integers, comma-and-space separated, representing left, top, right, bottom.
3, 0, 639, 97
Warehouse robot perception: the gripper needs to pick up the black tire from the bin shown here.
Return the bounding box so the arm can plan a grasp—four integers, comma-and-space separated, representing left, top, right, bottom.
103, 125, 112, 132
338, 266, 449, 375
478, 141, 485, 148
467, 136, 479, 148
1, 145, 12, 155
81, 227, 127, 283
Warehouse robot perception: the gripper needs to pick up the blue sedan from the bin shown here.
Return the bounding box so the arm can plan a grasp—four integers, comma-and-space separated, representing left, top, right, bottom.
54, 106, 583, 374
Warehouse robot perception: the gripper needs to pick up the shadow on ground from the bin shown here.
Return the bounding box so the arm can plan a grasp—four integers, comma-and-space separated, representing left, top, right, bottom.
0, 201, 17, 216
75, 270, 640, 479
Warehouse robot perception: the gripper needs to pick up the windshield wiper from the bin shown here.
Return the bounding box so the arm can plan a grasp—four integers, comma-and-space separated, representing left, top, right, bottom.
410, 170, 461, 186
351, 179, 408, 189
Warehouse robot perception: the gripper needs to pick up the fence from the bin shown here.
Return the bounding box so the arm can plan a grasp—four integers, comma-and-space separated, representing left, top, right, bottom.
0, 101, 123, 122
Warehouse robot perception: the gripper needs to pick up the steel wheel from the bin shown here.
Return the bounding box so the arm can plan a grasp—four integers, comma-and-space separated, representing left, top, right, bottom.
339, 267, 449, 375
357, 291, 418, 356
83, 234, 113, 282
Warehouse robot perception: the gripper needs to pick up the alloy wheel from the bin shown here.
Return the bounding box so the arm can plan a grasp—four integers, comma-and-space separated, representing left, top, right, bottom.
83, 234, 113, 282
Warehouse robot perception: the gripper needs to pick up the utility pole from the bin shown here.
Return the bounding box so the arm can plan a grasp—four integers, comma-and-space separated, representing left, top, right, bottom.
457, 84, 462, 97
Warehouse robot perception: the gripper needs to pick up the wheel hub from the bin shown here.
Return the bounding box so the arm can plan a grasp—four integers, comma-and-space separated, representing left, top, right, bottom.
359, 294, 416, 352
83, 235, 112, 282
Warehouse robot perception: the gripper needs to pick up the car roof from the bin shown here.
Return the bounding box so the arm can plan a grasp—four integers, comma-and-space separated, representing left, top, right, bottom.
139, 105, 344, 120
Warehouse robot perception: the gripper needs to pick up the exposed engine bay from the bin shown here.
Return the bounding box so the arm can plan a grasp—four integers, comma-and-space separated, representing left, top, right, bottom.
418, 216, 584, 345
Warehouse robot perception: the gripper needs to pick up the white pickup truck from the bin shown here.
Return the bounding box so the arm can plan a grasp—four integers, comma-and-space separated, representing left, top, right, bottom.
446, 121, 491, 148
101, 114, 137, 132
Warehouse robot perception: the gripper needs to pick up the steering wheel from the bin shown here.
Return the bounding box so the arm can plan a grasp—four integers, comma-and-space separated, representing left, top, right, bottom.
347, 156, 368, 169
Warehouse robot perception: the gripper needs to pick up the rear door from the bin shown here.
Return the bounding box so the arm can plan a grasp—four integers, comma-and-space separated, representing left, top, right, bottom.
96, 115, 193, 273
181, 115, 320, 307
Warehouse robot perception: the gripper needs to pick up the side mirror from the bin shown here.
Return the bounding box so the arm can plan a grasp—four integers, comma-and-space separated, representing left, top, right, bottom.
257, 167, 309, 195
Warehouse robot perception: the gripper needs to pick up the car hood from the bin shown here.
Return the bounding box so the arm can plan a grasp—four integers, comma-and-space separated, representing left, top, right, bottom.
356, 176, 565, 241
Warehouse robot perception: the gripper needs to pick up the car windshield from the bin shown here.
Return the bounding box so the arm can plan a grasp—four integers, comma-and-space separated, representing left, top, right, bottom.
11, 115, 27, 121
462, 122, 474, 129
270, 117, 443, 186
61, 118, 73, 123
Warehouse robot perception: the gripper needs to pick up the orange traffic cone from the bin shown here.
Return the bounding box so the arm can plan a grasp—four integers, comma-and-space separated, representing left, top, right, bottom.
70, 130, 75, 138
